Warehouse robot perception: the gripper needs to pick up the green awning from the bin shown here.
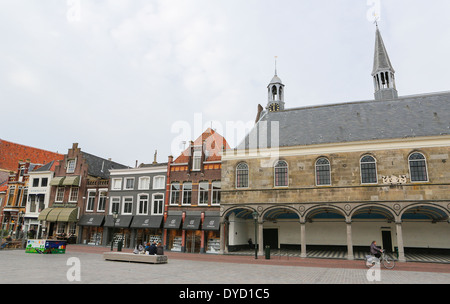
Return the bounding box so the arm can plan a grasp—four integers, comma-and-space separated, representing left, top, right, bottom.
49, 177, 65, 186
46, 208, 64, 222
37, 208, 53, 221
57, 208, 78, 222
62, 176, 80, 186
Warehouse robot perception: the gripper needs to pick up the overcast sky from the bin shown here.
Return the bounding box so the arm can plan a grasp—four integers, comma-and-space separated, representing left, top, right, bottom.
1, 0, 449, 167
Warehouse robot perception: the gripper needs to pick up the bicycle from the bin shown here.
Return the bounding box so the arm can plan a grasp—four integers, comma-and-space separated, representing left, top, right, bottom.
365, 251, 396, 269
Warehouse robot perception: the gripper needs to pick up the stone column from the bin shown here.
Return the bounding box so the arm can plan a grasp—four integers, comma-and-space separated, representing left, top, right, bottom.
300, 220, 307, 258
396, 221, 406, 262
219, 220, 227, 254
346, 219, 354, 260
258, 221, 264, 256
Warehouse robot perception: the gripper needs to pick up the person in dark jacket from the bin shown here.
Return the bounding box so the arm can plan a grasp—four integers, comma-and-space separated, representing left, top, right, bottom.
156, 242, 164, 255
149, 241, 157, 255
370, 241, 383, 258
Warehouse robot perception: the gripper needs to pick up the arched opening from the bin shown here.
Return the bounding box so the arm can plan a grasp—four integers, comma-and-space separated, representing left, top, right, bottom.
222, 207, 257, 252
303, 206, 348, 258
400, 204, 450, 260
262, 207, 300, 251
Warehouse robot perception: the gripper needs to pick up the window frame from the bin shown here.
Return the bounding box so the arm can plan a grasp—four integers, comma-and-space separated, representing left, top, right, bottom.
86, 190, 96, 212
274, 160, 289, 187
408, 152, 429, 182
137, 193, 149, 215
153, 175, 165, 190
182, 182, 192, 206
198, 181, 209, 205
236, 162, 249, 189
360, 155, 378, 184
315, 157, 331, 186
124, 177, 135, 190
122, 196, 133, 215
138, 176, 150, 190
211, 181, 221, 206
151, 193, 164, 215
170, 182, 181, 206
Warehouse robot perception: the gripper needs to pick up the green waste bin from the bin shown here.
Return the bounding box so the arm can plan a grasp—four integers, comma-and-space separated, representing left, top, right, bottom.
265, 246, 270, 259
117, 240, 123, 252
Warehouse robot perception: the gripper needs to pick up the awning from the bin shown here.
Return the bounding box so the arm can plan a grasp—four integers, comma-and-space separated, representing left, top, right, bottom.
104, 215, 133, 228
46, 208, 64, 222
183, 215, 201, 230
50, 177, 65, 186
62, 175, 80, 186
79, 214, 104, 226
37, 208, 53, 221
44, 208, 78, 222
164, 214, 182, 229
131, 215, 163, 229
202, 216, 221, 231
57, 208, 78, 222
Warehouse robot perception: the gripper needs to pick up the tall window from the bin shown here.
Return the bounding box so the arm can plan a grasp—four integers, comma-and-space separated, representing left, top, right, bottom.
29, 195, 37, 212
66, 159, 76, 173
360, 155, 377, 184
274, 160, 288, 187
198, 182, 209, 205
138, 176, 150, 190
182, 182, 192, 205
138, 194, 149, 215
86, 190, 96, 211
7, 186, 15, 205
111, 178, 122, 190
211, 181, 221, 205
315, 158, 331, 186
152, 194, 164, 215
153, 176, 165, 189
97, 190, 107, 212
55, 187, 64, 202
170, 183, 180, 205
236, 163, 249, 188
69, 187, 79, 202
409, 152, 428, 182
123, 197, 133, 214
110, 197, 120, 214
193, 151, 202, 171
124, 177, 134, 190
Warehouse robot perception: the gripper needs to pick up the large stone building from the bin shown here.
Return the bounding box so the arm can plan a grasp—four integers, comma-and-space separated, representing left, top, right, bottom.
219, 26, 450, 262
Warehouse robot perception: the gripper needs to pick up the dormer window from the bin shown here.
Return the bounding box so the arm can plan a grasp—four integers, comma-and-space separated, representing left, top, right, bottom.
67, 159, 76, 173
192, 151, 202, 171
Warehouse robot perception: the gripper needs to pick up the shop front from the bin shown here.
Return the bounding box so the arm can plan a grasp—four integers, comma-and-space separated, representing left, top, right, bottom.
37, 207, 78, 243
203, 211, 221, 254
78, 214, 105, 245
183, 211, 202, 253
164, 211, 183, 251
104, 215, 133, 249
130, 215, 163, 248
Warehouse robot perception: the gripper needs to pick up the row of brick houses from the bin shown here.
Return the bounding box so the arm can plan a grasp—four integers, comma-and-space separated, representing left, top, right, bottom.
1, 129, 230, 254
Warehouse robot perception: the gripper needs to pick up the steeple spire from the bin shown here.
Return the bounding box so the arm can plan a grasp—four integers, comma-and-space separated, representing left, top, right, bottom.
267, 57, 285, 112
372, 25, 398, 100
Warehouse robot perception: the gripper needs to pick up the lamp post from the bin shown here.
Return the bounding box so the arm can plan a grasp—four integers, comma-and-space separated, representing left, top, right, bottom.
252, 211, 259, 259
110, 211, 118, 251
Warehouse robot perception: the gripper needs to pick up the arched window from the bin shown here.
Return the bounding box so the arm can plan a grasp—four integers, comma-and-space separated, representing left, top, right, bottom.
236, 163, 249, 188
315, 158, 331, 186
409, 152, 428, 182
274, 160, 288, 187
360, 155, 377, 184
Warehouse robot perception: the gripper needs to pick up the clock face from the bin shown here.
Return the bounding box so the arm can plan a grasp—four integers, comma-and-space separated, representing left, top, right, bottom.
269, 103, 280, 112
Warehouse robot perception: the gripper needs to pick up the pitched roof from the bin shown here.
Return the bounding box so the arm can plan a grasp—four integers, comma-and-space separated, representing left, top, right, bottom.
238, 91, 450, 150
0, 139, 64, 172
174, 128, 231, 163
81, 152, 129, 179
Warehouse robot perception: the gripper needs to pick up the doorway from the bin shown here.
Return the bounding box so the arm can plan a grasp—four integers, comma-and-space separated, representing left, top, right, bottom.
381, 230, 393, 253
263, 229, 279, 250
186, 230, 201, 253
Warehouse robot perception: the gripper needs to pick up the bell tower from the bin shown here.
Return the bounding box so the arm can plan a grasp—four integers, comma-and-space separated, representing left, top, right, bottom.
267, 57, 285, 112
372, 25, 398, 101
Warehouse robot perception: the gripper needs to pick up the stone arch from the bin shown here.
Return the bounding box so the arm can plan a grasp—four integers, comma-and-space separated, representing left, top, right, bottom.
399, 203, 449, 222
261, 205, 300, 221
304, 205, 347, 222
349, 204, 396, 222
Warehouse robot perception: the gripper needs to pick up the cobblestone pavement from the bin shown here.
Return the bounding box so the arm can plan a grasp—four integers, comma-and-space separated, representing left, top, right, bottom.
1, 245, 449, 285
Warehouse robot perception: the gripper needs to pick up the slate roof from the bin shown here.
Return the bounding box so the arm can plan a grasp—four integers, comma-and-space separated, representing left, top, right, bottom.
81, 152, 129, 179
237, 91, 450, 150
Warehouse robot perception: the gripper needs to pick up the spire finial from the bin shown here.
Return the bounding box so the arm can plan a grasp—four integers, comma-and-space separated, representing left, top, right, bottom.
274, 56, 278, 76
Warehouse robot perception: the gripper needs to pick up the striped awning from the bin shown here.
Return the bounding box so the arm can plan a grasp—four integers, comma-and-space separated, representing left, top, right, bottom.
46, 208, 64, 222
62, 176, 80, 186
57, 208, 78, 222
49, 177, 65, 186
37, 208, 53, 221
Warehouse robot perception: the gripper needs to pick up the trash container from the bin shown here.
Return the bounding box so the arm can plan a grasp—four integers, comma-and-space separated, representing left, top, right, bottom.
117, 240, 123, 252
394, 247, 398, 259
265, 245, 270, 259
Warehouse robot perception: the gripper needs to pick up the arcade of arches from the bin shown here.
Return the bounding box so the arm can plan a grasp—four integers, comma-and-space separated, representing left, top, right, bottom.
219, 203, 450, 262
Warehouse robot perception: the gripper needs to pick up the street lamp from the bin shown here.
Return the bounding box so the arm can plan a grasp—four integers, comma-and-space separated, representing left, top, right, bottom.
252, 211, 259, 259
110, 211, 118, 251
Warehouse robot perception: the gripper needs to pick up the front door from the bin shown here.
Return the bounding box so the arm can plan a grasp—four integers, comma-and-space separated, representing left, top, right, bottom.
381, 230, 393, 252
263, 229, 279, 250
186, 230, 201, 253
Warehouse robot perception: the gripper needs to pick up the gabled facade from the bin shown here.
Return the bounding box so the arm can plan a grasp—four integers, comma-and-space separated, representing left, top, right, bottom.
38, 143, 128, 244
164, 128, 230, 253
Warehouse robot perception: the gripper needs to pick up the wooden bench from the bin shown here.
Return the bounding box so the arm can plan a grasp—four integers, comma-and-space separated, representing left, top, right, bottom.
103, 252, 168, 264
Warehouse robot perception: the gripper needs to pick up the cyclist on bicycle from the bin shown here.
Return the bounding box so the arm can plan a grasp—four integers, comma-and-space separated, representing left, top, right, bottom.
370, 241, 383, 259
